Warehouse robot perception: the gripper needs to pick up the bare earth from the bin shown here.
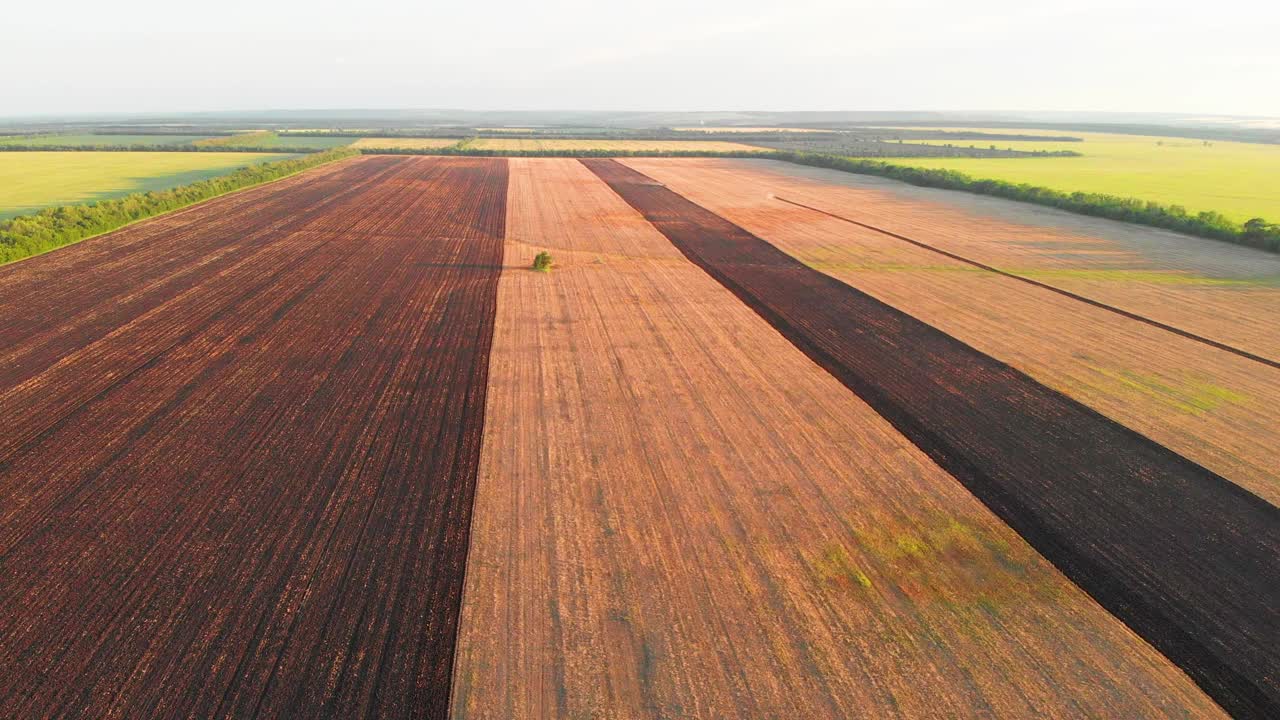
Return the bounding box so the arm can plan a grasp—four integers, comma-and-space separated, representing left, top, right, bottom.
450, 159, 1224, 719
625, 158, 1280, 505
718, 159, 1280, 359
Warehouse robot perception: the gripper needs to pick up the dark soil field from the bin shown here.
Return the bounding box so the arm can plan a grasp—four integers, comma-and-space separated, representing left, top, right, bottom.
0, 156, 506, 719
584, 158, 1280, 719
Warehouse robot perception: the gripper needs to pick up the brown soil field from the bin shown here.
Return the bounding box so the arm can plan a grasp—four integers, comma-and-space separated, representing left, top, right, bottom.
450, 158, 1226, 719
693, 159, 1280, 359
0, 156, 506, 719
625, 158, 1280, 506
470, 138, 762, 152
352, 137, 462, 150
590, 158, 1279, 718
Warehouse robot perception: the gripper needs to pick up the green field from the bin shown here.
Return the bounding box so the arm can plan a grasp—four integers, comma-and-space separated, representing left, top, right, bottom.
252, 135, 354, 149
0, 134, 214, 147
208, 132, 354, 149
877, 128, 1280, 223
0, 151, 295, 219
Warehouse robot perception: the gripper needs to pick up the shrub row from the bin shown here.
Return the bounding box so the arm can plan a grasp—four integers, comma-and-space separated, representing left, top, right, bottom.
0, 148, 358, 265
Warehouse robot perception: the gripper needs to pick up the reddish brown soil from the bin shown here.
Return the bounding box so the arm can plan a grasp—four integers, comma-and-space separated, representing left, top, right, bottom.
451, 158, 1227, 719
0, 156, 506, 719
586, 158, 1279, 719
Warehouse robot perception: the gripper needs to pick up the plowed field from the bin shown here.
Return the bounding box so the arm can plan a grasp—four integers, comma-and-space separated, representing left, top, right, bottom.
587, 158, 1279, 719
624, 158, 1280, 505
2, 155, 1273, 720
0, 155, 507, 719
450, 158, 1226, 719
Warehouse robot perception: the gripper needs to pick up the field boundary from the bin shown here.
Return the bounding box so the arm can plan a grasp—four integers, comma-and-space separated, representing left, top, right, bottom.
776, 195, 1280, 369
354, 147, 1280, 251
585, 158, 1280, 720
771, 153, 1280, 253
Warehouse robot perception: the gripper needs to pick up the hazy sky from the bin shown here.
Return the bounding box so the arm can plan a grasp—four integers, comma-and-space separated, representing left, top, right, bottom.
5, 0, 1278, 117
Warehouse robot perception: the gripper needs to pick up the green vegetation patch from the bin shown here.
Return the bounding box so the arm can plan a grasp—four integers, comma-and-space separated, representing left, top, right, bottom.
1090, 367, 1249, 415
892, 128, 1280, 225
532, 251, 554, 272
0, 151, 295, 220
819, 509, 1063, 616
812, 544, 874, 590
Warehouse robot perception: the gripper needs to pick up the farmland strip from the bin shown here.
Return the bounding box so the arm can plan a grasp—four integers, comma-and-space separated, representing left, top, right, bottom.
775, 195, 1280, 370
0, 156, 507, 719
584, 158, 1280, 719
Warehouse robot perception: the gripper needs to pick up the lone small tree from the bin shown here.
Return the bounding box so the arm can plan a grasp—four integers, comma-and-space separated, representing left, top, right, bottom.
532, 251, 553, 272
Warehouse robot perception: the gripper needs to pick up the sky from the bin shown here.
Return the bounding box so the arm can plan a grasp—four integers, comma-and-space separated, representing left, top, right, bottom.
4, 0, 1278, 118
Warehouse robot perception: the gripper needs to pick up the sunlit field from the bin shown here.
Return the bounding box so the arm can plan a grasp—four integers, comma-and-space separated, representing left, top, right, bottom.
0, 151, 294, 218
886, 128, 1280, 222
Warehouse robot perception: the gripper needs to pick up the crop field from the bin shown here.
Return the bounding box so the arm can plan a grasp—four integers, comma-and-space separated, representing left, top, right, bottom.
469, 138, 762, 152
450, 158, 1231, 719
883, 128, 1280, 223
753, 135, 1072, 158
241, 134, 354, 149
673, 126, 825, 132
353, 137, 463, 150
626, 158, 1280, 501
1, 155, 1276, 719
0, 155, 507, 719
0, 133, 213, 147
593, 158, 1278, 717
0, 151, 295, 219
195, 131, 355, 149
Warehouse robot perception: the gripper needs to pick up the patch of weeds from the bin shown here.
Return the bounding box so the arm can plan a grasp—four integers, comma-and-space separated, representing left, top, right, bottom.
813, 544, 873, 590
1093, 367, 1248, 415
847, 510, 1063, 614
